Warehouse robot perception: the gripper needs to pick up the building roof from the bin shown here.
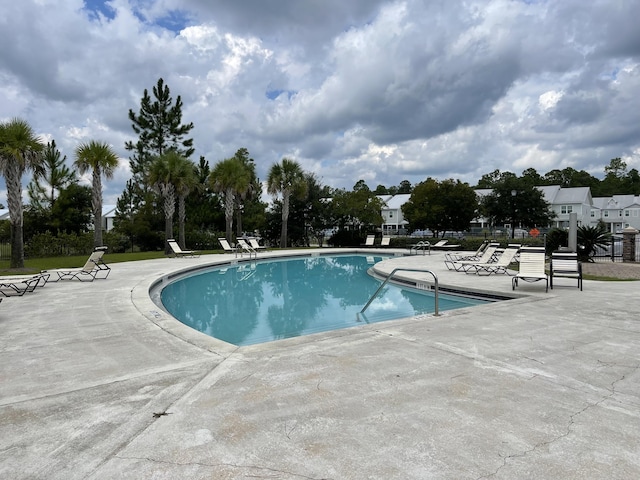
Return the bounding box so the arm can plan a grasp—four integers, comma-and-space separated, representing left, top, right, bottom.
379, 194, 411, 209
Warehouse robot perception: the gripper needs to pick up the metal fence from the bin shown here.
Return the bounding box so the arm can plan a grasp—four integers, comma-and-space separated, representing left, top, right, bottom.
592, 235, 640, 262
0, 242, 9, 261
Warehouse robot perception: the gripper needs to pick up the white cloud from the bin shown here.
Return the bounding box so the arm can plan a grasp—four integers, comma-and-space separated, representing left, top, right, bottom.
1, 0, 639, 208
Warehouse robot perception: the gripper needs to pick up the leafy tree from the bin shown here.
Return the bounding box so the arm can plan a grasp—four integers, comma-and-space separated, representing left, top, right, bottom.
184, 156, 225, 236
210, 157, 253, 242
0, 118, 45, 268
374, 184, 388, 195
397, 180, 412, 194
27, 140, 76, 212
74, 140, 119, 247
50, 183, 93, 234
267, 158, 308, 248
520, 168, 543, 188
125, 78, 194, 175
481, 175, 555, 237
331, 181, 384, 232
476, 169, 505, 188
402, 178, 477, 236
123, 78, 195, 242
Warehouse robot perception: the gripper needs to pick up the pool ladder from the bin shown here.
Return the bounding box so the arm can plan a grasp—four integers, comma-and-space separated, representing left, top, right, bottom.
359, 267, 440, 319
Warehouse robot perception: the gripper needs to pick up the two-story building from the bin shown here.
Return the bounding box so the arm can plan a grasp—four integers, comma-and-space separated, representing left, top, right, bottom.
379, 193, 411, 235
591, 195, 640, 232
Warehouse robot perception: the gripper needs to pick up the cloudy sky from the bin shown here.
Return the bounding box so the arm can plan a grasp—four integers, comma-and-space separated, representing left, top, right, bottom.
1, 0, 639, 206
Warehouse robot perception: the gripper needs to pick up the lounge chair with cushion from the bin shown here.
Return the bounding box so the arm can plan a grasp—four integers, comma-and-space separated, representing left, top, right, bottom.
380, 236, 392, 247
444, 244, 499, 271
248, 238, 267, 251
237, 239, 257, 259
218, 238, 238, 255
512, 247, 548, 292
46, 249, 110, 282
167, 239, 199, 258
464, 245, 520, 275
363, 235, 375, 247
550, 251, 582, 290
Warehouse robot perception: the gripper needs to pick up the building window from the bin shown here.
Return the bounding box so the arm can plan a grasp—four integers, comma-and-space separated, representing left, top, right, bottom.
561, 205, 573, 214
604, 211, 609, 218
590, 210, 595, 217
625, 210, 630, 217
389, 211, 393, 218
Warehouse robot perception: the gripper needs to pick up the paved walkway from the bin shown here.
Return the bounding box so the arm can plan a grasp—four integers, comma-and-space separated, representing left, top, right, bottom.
1, 249, 639, 479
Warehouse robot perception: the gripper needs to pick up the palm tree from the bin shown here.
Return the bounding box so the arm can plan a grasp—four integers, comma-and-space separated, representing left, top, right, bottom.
267, 158, 308, 248
577, 224, 612, 262
0, 118, 45, 268
173, 155, 197, 249
148, 151, 182, 252
74, 140, 119, 248
209, 157, 253, 242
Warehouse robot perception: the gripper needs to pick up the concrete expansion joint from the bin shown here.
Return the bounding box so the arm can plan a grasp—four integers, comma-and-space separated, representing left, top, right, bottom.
111, 455, 331, 479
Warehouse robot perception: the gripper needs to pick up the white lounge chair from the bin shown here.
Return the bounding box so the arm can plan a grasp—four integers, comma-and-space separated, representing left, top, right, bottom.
46, 249, 110, 282
248, 238, 266, 251
464, 245, 520, 275
431, 239, 461, 250
550, 251, 582, 290
444, 244, 499, 271
218, 238, 238, 255
512, 247, 548, 292
444, 240, 490, 263
237, 239, 257, 259
167, 239, 199, 258
380, 236, 391, 247
363, 235, 375, 247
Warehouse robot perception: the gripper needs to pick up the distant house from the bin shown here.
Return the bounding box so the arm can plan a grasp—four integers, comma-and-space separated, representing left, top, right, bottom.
541, 186, 593, 229
0, 209, 9, 221
102, 204, 117, 232
472, 185, 593, 232
378, 194, 411, 234
591, 195, 640, 232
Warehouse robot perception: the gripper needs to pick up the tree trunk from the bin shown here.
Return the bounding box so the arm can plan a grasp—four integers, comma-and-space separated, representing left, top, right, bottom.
178, 194, 186, 248
5, 162, 25, 268
162, 184, 176, 254
225, 188, 235, 242
92, 169, 103, 248
280, 191, 290, 248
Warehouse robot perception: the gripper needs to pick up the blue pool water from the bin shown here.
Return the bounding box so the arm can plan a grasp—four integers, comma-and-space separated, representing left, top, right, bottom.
160, 254, 490, 346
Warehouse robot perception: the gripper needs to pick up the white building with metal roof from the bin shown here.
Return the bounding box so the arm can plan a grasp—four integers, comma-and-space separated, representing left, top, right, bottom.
591, 195, 640, 232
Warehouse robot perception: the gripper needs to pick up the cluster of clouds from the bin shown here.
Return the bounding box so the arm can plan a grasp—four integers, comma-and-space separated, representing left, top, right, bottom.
1, 0, 639, 205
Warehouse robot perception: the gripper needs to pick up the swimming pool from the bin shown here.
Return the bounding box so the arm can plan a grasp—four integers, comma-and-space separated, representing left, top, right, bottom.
160, 254, 491, 346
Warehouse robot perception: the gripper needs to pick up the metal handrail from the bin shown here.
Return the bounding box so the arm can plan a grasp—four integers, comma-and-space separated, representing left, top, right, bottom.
360, 267, 439, 318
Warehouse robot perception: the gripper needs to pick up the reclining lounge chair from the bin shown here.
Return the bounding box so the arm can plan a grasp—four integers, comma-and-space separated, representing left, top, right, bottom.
167, 239, 199, 258
46, 249, 111, 282
0, 275, 43, 297
237, 239, 257, 259
444, 244, 499, 271
218, 238, 237, 255
464, 245, 520, 275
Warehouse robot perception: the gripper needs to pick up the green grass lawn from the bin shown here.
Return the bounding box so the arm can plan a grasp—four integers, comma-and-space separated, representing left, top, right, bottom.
0, 250, 221, 276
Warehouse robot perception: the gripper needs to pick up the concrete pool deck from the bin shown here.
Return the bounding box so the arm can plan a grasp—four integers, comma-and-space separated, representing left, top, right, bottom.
1, 248, 639, 479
